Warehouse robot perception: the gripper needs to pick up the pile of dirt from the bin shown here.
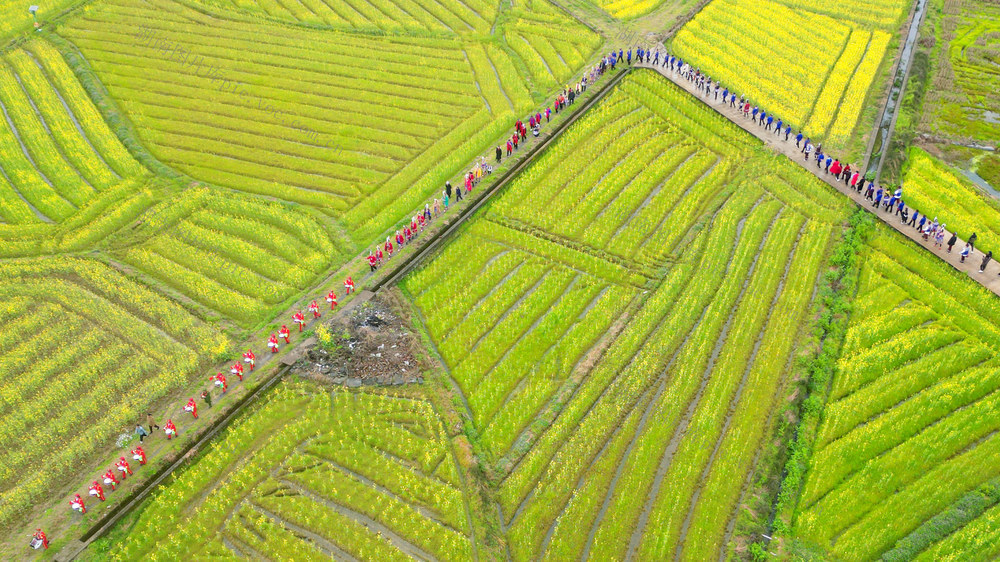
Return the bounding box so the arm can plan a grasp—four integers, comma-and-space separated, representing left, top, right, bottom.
294, 296, 423, 386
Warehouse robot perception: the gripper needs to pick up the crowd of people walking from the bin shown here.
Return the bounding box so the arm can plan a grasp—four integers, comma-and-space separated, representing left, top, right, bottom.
621, 44, 994, 276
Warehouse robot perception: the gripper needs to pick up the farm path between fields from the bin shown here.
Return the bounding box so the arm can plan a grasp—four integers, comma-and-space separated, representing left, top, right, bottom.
636, 59, 1000, 298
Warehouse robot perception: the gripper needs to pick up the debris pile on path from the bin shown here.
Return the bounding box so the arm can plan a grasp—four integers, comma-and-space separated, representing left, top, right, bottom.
294, 297, 423, 386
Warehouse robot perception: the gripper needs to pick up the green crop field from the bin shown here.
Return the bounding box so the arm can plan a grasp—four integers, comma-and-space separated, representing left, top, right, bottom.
86, 381, 479, 561
6, 0, 1000, 557
0, 39, 150, 236
920, 0, 1000, 144
404, 69, 851, 560
59, 0, 597, 238
0, 257, 229, 531
80, 67, 857, 561
0, 0, 603, 548
671, 0, 907, 153
791, 223, 1000, 559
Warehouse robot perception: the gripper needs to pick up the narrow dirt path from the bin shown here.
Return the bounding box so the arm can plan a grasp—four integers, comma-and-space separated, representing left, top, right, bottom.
635, 61, 1000, 297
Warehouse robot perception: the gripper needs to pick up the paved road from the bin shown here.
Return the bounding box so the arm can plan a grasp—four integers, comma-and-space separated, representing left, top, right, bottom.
636, 58, 1000, 297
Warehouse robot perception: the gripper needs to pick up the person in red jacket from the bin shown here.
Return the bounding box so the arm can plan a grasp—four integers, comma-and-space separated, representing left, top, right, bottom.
214, 373, 228, 393
292, 311, 306, 332
308, 300, 321, 319
70, 493, 86, 514
32, 529, 48, 550
268, 333, 279, 353
326, 290, 337, 311
184, 397, 199, 418
395, 230, 405, 247
131, 446, 147, 466
368, 251, 377, 271
243, 349, 256, 371
103, 469, 118, 491
231, 362, 244, 381
375, 246, 384, 264
164, 419, 177, 440
116, 456, 132, 478
89, 480, 105, 502
829, 159, 841, 177
344, 276, 355, 295
384, 237, 394, 258
279, 325, 291, 343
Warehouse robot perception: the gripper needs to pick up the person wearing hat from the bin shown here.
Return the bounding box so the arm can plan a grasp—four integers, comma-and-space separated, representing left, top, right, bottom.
69, 493, 86, 514
89, 480, 105, 501
131, 445, 147, 466
31, 529, 48, 549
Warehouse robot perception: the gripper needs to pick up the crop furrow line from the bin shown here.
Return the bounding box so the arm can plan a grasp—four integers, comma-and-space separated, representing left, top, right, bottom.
807, 363, 1000, 514
20, 48, 122, 181
829, 428, 1000, 549
250, 502, 361, 561
463, 271, 550, 360
601, 146, 698, 236
439, 259, 527, 347
479, 273, 581, 386
281, 478, 436, 561
624, 200, 778, 561
0, 96, 77, 208
675, 217, 804, 559
6, 54, 98, 195
632, 154, 722, 260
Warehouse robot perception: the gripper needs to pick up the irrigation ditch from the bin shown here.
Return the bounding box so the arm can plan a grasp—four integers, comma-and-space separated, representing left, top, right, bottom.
864, 0, 929, 181
61, 65, 633, 561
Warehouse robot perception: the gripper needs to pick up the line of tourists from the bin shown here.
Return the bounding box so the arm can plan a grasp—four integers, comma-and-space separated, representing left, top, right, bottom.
621, 45, 995, 275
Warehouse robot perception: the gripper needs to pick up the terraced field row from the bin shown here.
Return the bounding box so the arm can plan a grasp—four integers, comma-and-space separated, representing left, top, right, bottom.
189, 0, 499, 34
0, 39, 146, 226
110, 187, 342, 326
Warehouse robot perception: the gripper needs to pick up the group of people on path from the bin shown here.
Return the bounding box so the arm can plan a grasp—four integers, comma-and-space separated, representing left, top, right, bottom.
45, 53, 618, 552
62, 432, 153, 529
623, 45, 995, 277
369, 59, 614, 275
57, 271, 358, 542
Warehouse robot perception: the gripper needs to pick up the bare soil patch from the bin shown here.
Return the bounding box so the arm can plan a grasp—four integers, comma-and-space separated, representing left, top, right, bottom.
293, 295, 424, 387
